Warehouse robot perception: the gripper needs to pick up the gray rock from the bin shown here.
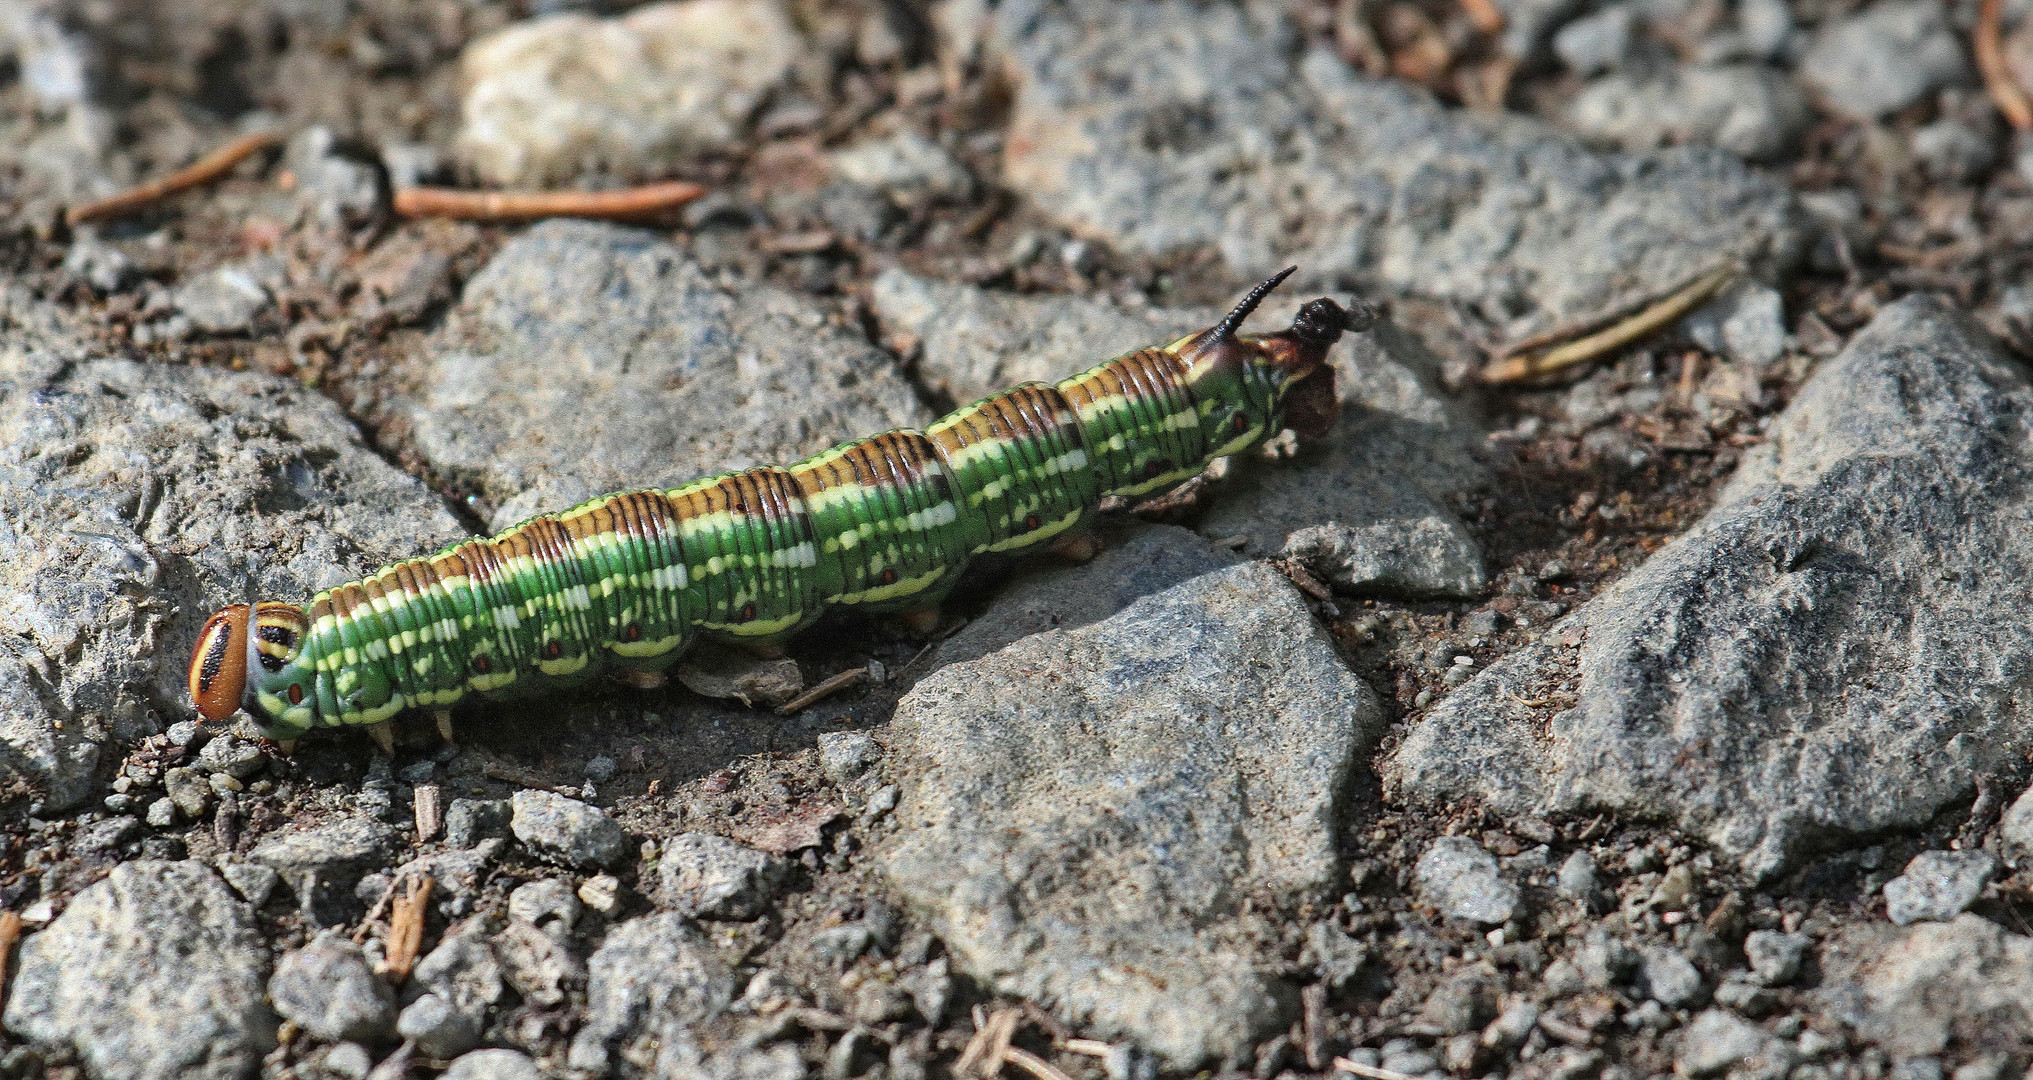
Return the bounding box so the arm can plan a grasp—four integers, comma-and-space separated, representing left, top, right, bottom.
495, 917, 587, 1008
146, 794, 179, 827
1, 861, 274, 1080
163, 768, 210, 820
879, 563, 1385, 1066
511, 790, 632, 870
195, 734, 266, 780
455, 0, 805, 185
285, 126, 387, 230
661, 1043, 809, 1080
1744, 929, 1809, 985
1819, 914, 2033, 1057
0, 2, 105, 107
269, 934, 397, 1045
1305, 920, 1370, 991
1495, 0, 1590, 59
1799, 0, 1973, 119
1553, 5, 1636, 75
973, 0, 1802, 335
1388, 297, 2033, 880
507, 877, 583, 934
1565, 64, 1809, 162
445, 797, 513, 848
1419, 974, 1496, 1035
656, 832, 792, 920
1737, 0, 1795, 58
817, 731, 882, 784
251, 817, 402, 926
829, 132, 973, 202
173, 259, 279, 336
568, 912, 735, 1076
319, 1043, 373, 1080
0, 307, 462, 811
1556, 849, 1603, 905
442, 1048, 545, 1080
1415, 837, 1519, 925
1912, 117, 1999, 182
1884, 850, 1997, 926
396, 992, 482, 1058
391, 221, 928, 530
1575, 927, 1638, 988
61, 234, 136, 293
1677, 1009, 1794, 1077
413, 918, 507, 1014
1999, 783, 2033, 869
1683, 279, 1787, 367
218, 860, 280, 907
1641, 945, 1706, 1008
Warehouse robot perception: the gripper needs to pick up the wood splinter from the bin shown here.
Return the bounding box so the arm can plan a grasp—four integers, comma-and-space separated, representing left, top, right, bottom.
65, 130, 283, 226
1479, 265, 1738, 386
392, 180, 707, 223
1978, 0, 2033, 132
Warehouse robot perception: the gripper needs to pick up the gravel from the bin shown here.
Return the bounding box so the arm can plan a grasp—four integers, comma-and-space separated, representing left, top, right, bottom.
1415, 837, 1520, 925
1883, 849, 1997, 925
1744, 929, 1811, 985
655, 832, 792, 920
568, 912, 736, 1076
268, 934, 398, 1045
1797, 0, 1973, 119
510, 789, 633, 871
442, 1049, 545, 1080
251, 817, 402, 926
1820, 914, 2033, 1057
816, 731, 882, 785
445, 798, 513, 849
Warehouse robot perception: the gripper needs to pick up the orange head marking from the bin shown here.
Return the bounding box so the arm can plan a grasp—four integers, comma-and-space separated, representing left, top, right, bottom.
189, 604, 252, 721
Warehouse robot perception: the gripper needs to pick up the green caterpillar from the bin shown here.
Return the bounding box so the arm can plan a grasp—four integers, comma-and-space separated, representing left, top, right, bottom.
189, 269, 1368, 747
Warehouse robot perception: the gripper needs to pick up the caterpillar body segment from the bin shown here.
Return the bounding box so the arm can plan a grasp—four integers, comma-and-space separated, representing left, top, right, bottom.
190, 271, 1370, 742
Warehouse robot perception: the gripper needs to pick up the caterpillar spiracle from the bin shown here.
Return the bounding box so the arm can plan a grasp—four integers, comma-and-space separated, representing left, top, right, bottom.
188, 268, 1371, 748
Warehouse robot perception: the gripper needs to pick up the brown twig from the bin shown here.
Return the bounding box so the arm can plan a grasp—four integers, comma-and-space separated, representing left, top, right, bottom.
1003, 1048, 1078, 1080
65, 130, 283, 226
0, 911, 22, 1015
1978, 0, 2033, 131
1457, 0, 1506, 34
353, 875, 401, 944
1479, 265, 1737, 385
775, 667, 868, 716
381, 875, 434, 984
392, 180, 708, 223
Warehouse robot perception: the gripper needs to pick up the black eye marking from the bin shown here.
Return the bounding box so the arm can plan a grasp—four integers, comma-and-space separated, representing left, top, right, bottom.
259, 653, 285, 672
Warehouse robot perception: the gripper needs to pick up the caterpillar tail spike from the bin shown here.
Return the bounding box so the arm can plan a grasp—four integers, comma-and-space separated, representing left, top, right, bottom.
188, 273, 1371, 744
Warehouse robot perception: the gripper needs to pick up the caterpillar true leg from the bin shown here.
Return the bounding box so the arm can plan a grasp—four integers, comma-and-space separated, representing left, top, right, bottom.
190, 270, 1369, 744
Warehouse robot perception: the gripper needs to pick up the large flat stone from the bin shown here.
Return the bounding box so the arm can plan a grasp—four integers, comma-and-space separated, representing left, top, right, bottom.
392, 220, 930, 530
1819, 914, 2033, 1058
0, 298, 464, 811
1387, 297, 2033, 879
970, 0, 1804, 334
878, 562, 1385, 1066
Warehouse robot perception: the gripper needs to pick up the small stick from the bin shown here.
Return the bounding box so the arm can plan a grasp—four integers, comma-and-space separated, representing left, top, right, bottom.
0, 911, 21, 1014
1978, 0, 2033, 131
1334, 1057, 1426, 1080
1003, 1048, 1078, 1080
65, 130, 283, 225
775, 667, 868, 716
381, 875, 434, 984
414, 783, 443, 842
1536, 1012, 1597, 1046
1480, 265, 1736, 385
957, 1008, 1022, 1079
1457, 0, 1506, 35
353, 875, 400, 944
392, 180, 707, 223
1059, 1040, 1112, 1058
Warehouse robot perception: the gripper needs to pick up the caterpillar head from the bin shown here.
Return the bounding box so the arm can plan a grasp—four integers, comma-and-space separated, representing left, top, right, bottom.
1177, 267, 1373, 455
189, 602, 316, 736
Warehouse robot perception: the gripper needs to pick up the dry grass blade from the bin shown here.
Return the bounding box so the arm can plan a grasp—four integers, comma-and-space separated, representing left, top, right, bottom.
956, 1007, 1022, 1079
1979, 0, 2033, 131
66, 130, 282, 226
1480, 265, 1737, 385
382, 875, 434, 984
352, 874, 400, 944
392, 180, 707, 223
1334, 1057, 1427, 1080
1003, 1048, 1078, 1080
0, 911, 22, 1014
775, 667, 867, 715
1059, 1040, 1113, 1058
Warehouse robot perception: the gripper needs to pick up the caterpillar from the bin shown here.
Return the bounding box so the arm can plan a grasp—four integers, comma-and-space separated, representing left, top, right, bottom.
189, 268, 1370, 749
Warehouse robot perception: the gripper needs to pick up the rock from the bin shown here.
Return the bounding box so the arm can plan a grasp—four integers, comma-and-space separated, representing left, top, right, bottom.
973, 0, 1802, 335
1388, 298, 2033, 879
675, 646, 804, 708
218, 861, 280, 907
1641, 945, 1706, 1008
511, 790, 632, 870
319, 1043, 373, 1080
445, 797, 512, 848
61, 234, 136, 293
1556, 849, 1605, 908
656, 832, 792, 920
829, 132, 973, 202
284, 126, 387, 230
1553, 5, 1635, 75
1415, 837, 1518, 926
1419, 974, 1497, 1035
1883, 850, 1997, 925
456, 0, 805, 185
1565, 65, 1809, 162
2000, 784, 2033, 869
508, 877, 583, 935
1744, 930, 1809, 985
1575, 927, 1638, 988
443, 1048, 545, 1080
1737, 0, 1795, 57
661, 1043, 810, 1080
353, 235, 455, 327
878, 563, 1385, 1066
1676, 1010, 1794, 1077
1304, 921, 1370, 991
568, 912, 735, 1076
0, 2, 105, 108
195, 734, 266, 779
1683, 280, 1787, 367
817, 731, 882, 784
1911, 117, 1999, 182
391, 220, 927, 530
251, 817, 401, 926
494, 917, 587, 1008
397, 992, 483, 1058
391, 844, 499, 903
269, 934, 397, 1045
1799, 0, 1973, 119
413, 918, 507, 1016
1, 861, 274, 1079
1481, 1001, 1540, 1050
173, 258, 281, 336
0, 302, 462, 811
1819, 914, 2033, 1057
